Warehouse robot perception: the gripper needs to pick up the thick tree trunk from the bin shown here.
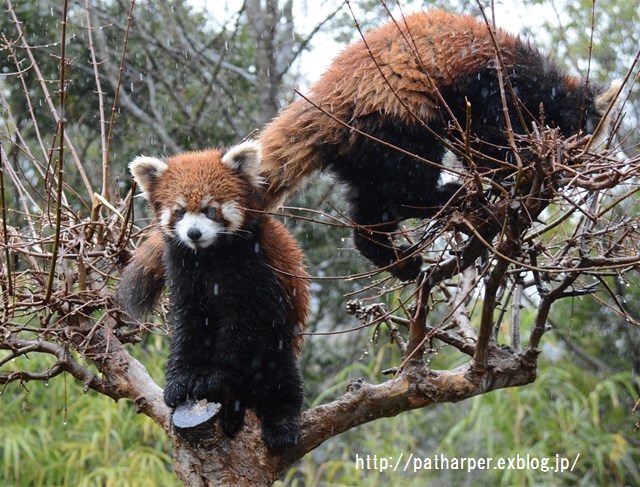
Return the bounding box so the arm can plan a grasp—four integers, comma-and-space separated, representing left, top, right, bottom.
171, 410, 280, 486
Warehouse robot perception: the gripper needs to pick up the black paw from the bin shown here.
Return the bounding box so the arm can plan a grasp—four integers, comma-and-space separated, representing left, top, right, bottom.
164, 378, 189, 408
163, 372, 225, 408
261, 416, 301, 453
439, 181, 464, 204
388, 245, 423, 281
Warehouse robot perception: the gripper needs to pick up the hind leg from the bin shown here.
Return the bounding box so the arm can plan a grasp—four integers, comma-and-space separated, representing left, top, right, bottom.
254, 359, 304, 452
349, 178, 463, 281
350, 198, 423, 281
339, 131, 461, 280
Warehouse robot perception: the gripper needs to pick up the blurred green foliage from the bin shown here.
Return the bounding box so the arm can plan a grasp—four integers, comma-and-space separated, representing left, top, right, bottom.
0, 334, 177, 486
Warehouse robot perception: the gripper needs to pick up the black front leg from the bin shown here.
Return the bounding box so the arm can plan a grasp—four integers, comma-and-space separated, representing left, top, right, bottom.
164, 359, 228, 408
164, 358, 247, 440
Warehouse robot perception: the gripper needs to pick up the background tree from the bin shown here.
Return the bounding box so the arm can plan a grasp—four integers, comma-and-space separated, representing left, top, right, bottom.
1, 0, 639, 485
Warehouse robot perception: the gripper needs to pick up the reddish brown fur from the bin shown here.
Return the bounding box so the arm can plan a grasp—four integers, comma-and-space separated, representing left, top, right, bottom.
118, 228, 166, 319
148, 149, 258, 216
258, 9, 579, 208
260, 219, 309, 356
131, 229, 166, 281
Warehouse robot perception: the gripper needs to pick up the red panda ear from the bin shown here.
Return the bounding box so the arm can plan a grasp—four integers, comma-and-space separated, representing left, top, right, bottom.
129, 156, 168, 198
595, 79, 623, 115
221, 141, 263, 187
590, 79, 624, 148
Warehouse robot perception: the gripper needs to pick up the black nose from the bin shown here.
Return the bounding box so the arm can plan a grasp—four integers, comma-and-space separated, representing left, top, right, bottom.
187, 227, 202, 241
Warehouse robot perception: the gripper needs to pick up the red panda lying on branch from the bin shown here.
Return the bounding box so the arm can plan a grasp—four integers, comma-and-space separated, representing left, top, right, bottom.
258, 9, 620, 280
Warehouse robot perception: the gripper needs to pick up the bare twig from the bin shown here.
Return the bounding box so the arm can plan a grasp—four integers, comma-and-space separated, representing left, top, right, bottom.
44, 0, 69, 304
6, 0, 93, 199
84, 0, 108, 198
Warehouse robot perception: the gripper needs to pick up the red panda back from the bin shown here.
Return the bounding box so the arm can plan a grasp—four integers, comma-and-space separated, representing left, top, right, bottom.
318, 10, 521, 123
258, 10, 530, 207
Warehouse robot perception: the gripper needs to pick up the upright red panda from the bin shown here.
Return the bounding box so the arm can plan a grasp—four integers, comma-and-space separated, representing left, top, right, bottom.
258, 9, 621, 280
117, 142, 309, 452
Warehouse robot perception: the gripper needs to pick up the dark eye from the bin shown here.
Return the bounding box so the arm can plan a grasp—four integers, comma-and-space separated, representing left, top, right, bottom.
205, 207, 217, 220
174, 208, 186, 219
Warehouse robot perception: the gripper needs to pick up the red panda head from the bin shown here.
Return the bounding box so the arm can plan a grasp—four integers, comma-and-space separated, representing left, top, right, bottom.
130, 141, 263, 250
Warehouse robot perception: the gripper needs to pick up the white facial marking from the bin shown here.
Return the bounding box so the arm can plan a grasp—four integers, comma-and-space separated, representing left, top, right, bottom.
175, 212, 223, 249
200, 195, 213, 209
220, 202, 245, 231
160, 208, 175, 235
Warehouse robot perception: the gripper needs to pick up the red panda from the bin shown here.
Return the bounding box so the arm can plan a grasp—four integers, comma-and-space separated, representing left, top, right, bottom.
258, 9, 621, 280
117, 142, 309, 452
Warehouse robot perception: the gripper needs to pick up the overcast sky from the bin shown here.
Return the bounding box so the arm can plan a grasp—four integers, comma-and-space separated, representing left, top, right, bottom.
201, 1, 556, 88
295, 1, 555, 86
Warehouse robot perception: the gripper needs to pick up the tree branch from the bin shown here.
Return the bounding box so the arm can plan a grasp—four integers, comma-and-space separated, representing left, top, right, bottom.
73, 323, 171, 431
283, 347, 538, 470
